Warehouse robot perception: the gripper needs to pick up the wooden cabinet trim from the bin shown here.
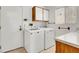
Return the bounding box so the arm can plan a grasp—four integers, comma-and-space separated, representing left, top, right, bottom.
56, 41, 79, 53
32, 6, 36, 21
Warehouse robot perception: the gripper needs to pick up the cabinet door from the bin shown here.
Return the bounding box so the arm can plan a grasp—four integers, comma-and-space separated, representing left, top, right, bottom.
55, 8, 65, 24
56, 41, 66, 53
56, 41, 62, 53
66, 7, 77, 24
43, 9, 49, 21
1, 7, 23, 52
23, 6, 32, 20
36, 7, 43, 20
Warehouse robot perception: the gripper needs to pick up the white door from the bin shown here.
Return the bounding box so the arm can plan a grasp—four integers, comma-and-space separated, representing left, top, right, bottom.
1, 6, 23, 52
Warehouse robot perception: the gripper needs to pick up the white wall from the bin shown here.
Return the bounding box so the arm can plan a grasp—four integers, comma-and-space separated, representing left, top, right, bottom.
46, 6, 77, 37
45, 6, 55, 24
48, 23, 77, 36
45, 6, 65, 24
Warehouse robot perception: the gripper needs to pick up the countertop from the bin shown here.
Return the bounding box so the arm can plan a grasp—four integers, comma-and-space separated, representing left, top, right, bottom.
56, 32, 79, 48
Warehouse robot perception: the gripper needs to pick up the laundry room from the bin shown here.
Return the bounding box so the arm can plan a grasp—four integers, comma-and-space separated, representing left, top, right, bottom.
0, 6, 79, 53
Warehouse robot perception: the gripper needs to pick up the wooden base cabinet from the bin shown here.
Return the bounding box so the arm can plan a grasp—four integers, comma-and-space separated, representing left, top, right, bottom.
56, 41, 79, 53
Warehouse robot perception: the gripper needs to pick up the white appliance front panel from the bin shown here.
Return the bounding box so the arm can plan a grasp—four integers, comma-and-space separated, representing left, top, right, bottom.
24, 30, 44, 53
45, 30, 55, 49
30, 31, 44, 52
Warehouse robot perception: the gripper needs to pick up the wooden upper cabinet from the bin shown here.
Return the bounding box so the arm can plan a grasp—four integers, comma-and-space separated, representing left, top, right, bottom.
32, 6, 49, 21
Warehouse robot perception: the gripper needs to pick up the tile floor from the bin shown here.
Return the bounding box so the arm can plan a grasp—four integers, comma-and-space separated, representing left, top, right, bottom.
6, 48, 27, 53
6, 46, 55, 53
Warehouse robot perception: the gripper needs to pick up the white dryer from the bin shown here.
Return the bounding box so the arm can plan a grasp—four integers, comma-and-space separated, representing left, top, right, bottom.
40, 28, 55, 49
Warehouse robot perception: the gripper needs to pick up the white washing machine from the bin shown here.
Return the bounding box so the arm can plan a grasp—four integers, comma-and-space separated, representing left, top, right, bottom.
24, 29, 44, 53
40, 28, 55, 49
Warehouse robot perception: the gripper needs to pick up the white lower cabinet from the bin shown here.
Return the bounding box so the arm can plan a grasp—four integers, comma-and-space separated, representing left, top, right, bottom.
24, 30, 44, 53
